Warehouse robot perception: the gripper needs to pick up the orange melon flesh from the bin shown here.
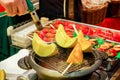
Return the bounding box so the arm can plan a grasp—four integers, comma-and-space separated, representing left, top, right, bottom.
0, 69, 5, 80
77, 30, 92, 52
66, 43, 83, 64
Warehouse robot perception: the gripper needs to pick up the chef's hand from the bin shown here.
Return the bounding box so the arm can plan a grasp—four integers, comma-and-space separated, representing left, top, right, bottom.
0, 0, 28, 16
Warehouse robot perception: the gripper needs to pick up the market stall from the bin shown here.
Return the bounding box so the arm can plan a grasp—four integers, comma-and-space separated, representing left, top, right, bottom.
0, 0, 120, 80
0, 18, 120, 80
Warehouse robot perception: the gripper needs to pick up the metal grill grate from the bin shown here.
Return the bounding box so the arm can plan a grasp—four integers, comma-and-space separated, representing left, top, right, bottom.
32, 47, 98, 74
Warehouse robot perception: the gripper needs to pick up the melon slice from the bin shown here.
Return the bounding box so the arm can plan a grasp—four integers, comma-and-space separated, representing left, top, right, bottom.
32, 33, 58, 57
77, 30, 92, 52
66, 43, 83, 64
55, 24, 77, 48
0, 69, 5, 80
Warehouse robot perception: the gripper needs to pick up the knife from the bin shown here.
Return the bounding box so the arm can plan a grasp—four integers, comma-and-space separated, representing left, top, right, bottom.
0, 0, 42, 30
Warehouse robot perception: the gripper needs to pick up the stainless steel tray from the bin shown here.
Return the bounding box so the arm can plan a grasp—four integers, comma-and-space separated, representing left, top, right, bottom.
27, 18, 120, 59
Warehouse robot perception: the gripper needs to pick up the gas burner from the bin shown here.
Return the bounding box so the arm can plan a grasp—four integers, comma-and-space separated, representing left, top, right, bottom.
99, 59, 120, 71
89, 70, 108, 80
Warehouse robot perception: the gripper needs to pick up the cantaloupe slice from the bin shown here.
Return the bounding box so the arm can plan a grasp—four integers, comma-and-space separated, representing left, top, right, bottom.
66, 43, 83, 64
77, 30, 92, 52
55, 24, 77, 48
0, 69, 5, 80
32, 33, 58, 57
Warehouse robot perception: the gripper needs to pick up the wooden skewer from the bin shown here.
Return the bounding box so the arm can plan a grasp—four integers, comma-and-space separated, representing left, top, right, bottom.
61, 25, 79, 75
61, 63, 73, 75
72, 24, 78, 35
50, 24, 56, 29
27, 35, 33, 40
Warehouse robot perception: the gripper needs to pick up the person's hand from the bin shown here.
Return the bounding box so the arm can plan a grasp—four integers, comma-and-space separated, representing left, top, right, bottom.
0, 0, 28, 16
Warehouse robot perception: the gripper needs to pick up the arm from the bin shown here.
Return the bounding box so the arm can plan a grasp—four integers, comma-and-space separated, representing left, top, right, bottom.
0, 0, 28, 16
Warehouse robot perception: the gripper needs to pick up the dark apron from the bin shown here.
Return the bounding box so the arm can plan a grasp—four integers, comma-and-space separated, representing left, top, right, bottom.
39, 0, 82, 22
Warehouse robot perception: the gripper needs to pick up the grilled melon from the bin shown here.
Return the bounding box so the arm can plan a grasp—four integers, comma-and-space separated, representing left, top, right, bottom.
77, 30, 92, 52
55, 24, 77, 48
32, 33, 58, 57
66, 43, 83, 64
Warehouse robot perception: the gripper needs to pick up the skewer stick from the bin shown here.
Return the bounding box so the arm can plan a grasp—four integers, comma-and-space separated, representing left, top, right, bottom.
61, 63, 73, 75
61, 24, 79, 75
72, 24, 78, 35
50, 24, 56, 29
27, 36, 33, 40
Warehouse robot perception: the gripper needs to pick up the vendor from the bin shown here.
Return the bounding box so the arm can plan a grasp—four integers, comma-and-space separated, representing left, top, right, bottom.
0, 0, 82, 61
0, 0, 30, 61
0, 0, 28, 16
39, 0, 82, 21
0, 0, 82, 21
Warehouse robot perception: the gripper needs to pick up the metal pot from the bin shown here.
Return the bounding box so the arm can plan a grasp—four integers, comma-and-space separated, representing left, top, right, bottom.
27, 49, 102, 80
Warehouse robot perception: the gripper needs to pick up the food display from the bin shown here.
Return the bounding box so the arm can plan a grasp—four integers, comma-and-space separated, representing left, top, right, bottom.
66, 30, 91, 64
28, 24, 102, 79
32, 23, 92, 64
29, 19, 120, 59
88, 37, 120, 58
